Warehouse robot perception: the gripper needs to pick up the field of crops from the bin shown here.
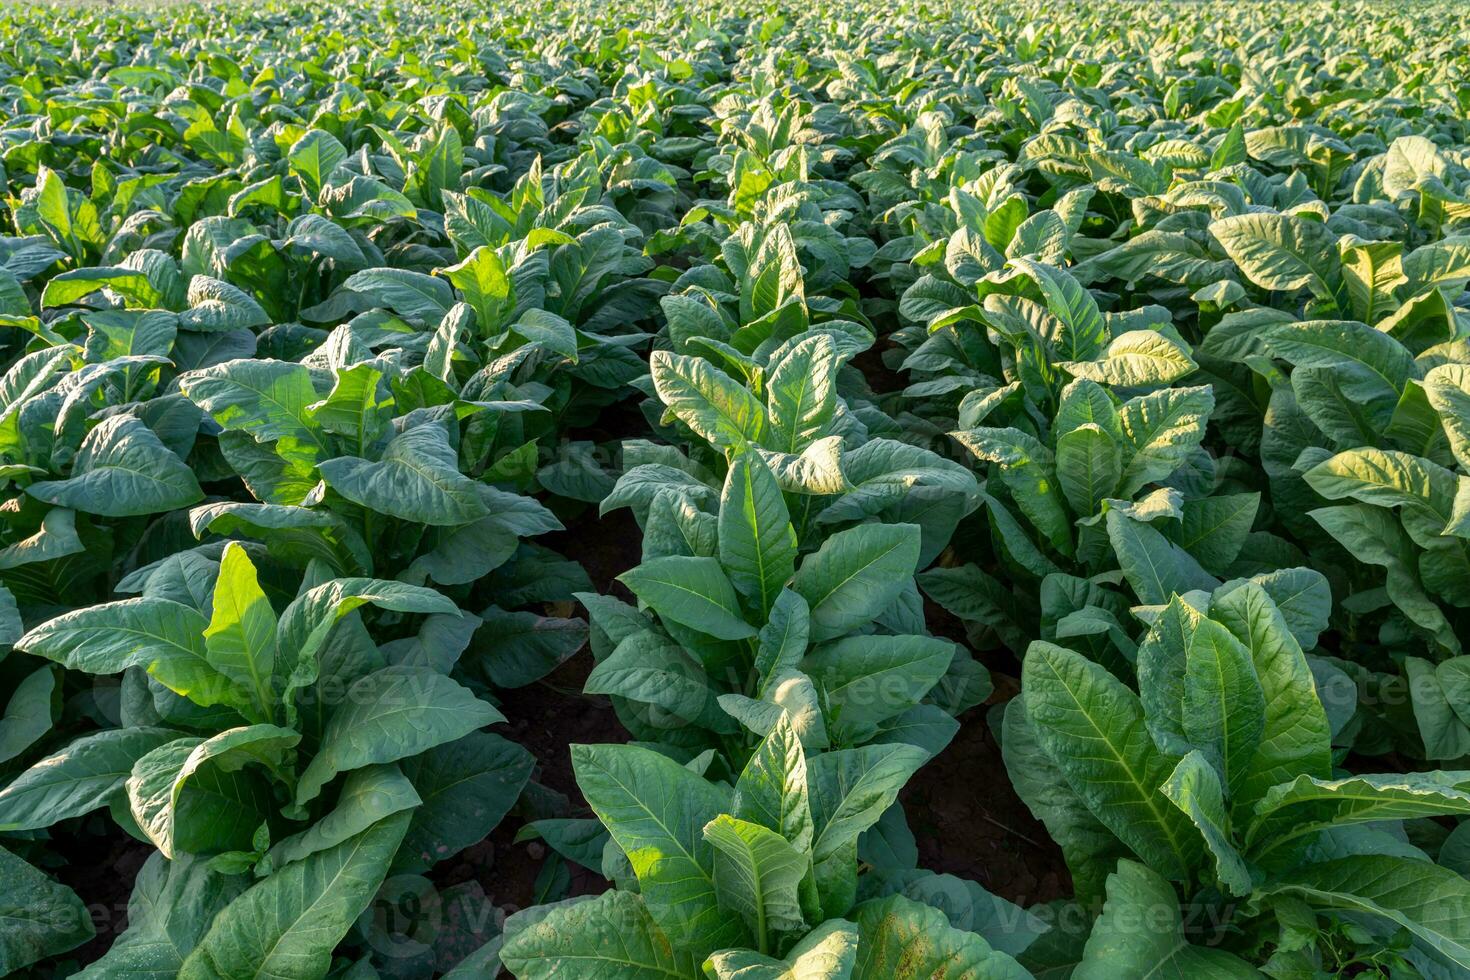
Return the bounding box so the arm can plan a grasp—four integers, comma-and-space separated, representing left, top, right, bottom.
2, 0, 1470, 975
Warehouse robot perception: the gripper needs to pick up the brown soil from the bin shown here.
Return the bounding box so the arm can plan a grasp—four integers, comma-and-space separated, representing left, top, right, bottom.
899, 686, 1071, 906
49, 828, 153, 967
502, 654, 627, 805
543, 503, 641, 602
452, 647, 627, 912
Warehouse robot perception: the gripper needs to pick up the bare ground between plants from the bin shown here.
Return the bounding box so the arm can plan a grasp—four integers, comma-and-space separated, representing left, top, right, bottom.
55, 473, 1068, 969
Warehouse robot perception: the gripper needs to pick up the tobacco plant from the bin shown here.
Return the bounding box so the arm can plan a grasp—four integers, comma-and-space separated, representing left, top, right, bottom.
4, 0, 1470, 977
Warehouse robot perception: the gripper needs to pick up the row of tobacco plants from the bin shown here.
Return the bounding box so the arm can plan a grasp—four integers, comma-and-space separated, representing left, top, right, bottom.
2, 0, 1470, 976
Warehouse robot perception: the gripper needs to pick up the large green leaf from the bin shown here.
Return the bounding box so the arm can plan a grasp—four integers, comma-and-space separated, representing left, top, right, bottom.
719, 453, 798, 615
754, 589, 811, 687
1136, 596, 1207, 757
1161, 752, 1252, 897
1011, 258, 1107, 361
587, 629, 730, 732
270, 764, 422, 869
128, 726, 295, 858
308, 363, 392, 455
950, 427, 1071, 555
791, 523, 921, 642
395, 731, 533, 872
179, 810, 410, 979
1167, 493, 1260, 577
704, 814, 810, 947
1265, 320, 1414, 424
1022, 641, 1200, 879
1211, 584, 1332, 811
766, 334, 839, 453
1246, 772, 1470, 865
1424, 363, 1470, 469
807, 744, 928, 869
1116, 386, 1215, 497
512, 307, 580, 360
189, 501, 371, 577
851, 894, 1030, 980
1303, 448, 1457, 547
295, 666, 503, 805
859, 869, 1048, 958
285, 208, 368, 269
441, 245, 514, 332
571, 743, 750, 958
0, 845, 95, 973
203, 542, 277, 720
180, 357, 329, 466
0, 665, 56, 763
1001, 699, 1128, 905
1182, 618, 1265, 798
276, 578, 461, 718
1055, 423, 1121, 517
19, 598, 238, 708
801, 634, 953, 740
1217, 567, 1334, 652
286, 129, 348, 199
501, 891, 698, 979
470, 605, 588, 688
734, 715, 815, 854
815, 439, 976, 532
651, 350, 766, 451
1060, 330, 1197, 388
1210, 211, 1347, 309
0, 727, 178, 830
1310, 504, 1460, 654
1106, 511, 1220, 605
340, 267, 453, 322
72, 853, 245, 980
1265, 855, 1470, 970
27, 415, 202, 516
619, 555, 758, 640
318, 423, 492, 526
704, 919, 858, 980
1072, 860, 1259, 979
